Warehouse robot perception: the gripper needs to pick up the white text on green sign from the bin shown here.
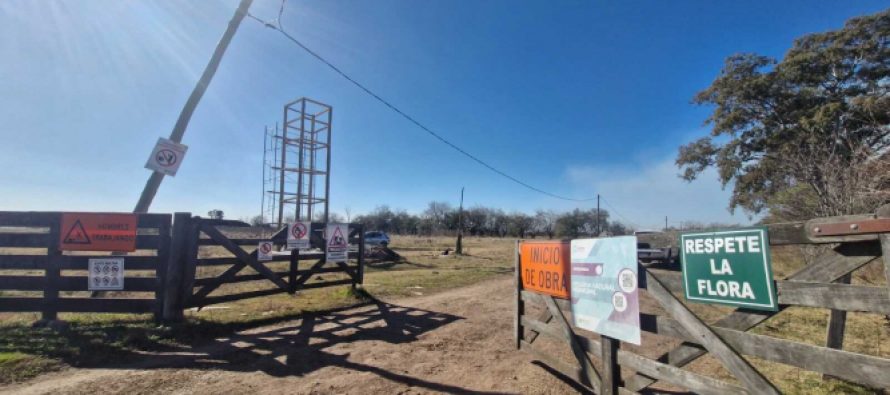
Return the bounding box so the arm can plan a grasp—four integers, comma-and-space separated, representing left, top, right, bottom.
680, 228, 777, 311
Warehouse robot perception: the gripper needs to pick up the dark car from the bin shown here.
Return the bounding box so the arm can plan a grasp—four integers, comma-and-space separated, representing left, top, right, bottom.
364, 231, 390, 247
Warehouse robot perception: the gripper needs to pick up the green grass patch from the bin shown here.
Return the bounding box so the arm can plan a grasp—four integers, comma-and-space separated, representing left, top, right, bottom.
0, 352, 63, 384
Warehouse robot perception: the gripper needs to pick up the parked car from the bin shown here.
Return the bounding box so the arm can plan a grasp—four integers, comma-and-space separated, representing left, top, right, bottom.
364, 231, 390, 247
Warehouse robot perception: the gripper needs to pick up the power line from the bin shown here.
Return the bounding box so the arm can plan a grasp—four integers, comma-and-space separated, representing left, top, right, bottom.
599, 196, 640, 229
245, 8, 598, 202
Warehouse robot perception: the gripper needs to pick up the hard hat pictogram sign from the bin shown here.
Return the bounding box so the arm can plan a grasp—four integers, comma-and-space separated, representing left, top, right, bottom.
59, 213, 137, 252
325, 223, 349, 263
287, 221, 310, 250
257, 241, 274, 261
145, 137, 188, 176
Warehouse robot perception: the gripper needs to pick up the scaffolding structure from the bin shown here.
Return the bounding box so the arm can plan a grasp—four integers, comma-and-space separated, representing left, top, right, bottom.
261, 98, 332, 228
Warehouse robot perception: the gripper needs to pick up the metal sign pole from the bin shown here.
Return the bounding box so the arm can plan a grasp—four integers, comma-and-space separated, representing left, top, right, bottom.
134, 0, 254, 213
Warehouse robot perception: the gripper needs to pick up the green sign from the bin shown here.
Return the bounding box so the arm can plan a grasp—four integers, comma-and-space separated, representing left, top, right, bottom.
680, 227, 777, 311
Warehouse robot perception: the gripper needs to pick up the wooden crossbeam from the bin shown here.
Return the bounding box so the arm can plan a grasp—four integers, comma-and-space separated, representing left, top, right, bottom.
542, 295, 603, 392
200, 224, 289, 291
645, 269, 779, 394
292, 259, 328, 288
626, 242, 880, 392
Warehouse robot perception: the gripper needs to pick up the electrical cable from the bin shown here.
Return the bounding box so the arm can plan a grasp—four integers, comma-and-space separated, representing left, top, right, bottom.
245, 8, 599, 202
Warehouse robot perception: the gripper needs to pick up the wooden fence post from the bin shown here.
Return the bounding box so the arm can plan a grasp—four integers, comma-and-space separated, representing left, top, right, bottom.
601, 336, 621, 395
514, 240, 523, 350
881, 234, 890, 304
162, 212, 190, 323
154, 214, 172, 323
289, 248, 299, 294
42, 214, 61, 322
823, 272, 851, 380
177, 216, 200, 310
357, 224, 365, 286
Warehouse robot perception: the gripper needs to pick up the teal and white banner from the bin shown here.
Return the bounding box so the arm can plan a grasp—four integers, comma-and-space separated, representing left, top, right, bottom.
570, 236, 641, 345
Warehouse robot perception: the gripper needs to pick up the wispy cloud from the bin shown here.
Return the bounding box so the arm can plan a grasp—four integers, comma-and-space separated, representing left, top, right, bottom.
564, 156, 757, 229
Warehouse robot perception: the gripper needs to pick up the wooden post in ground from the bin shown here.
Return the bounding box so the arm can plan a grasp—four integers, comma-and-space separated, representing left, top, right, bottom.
180, 216, 200, 308
514, 240, 523, 349
289, 248, 299, 294
357, 224, 366, 286
823, 272, 851, 381
42, 214, 61, 322
163, 213, 190, 323
601, 336, 621, 395
154, 214, 172, 323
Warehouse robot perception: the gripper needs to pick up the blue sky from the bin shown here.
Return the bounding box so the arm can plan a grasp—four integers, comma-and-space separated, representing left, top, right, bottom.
1, 1, 887, 229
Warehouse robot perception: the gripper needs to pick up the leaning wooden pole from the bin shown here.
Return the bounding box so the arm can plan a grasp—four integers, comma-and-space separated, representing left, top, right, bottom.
134, 0, 254, 213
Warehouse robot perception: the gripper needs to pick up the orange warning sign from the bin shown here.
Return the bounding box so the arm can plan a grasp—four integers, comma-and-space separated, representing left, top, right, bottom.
59, 213, 138, 251
520, 241, 571, 299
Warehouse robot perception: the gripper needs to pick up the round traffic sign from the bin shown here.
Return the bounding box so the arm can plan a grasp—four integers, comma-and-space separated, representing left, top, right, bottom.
259, 242, 272, 254
291, 222, 308, 239
156, 149, 178, 167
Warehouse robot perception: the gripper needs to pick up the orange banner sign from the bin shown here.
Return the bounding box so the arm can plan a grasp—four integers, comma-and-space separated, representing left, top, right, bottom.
520, 241, 571, 299
59, 213, 138, 252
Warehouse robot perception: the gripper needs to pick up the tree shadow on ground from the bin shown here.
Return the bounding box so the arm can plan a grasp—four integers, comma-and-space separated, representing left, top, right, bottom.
1, 298, 507, 394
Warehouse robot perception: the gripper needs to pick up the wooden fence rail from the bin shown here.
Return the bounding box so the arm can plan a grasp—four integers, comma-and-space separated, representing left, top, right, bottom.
0, 211, 365, 323
517, 205, 890, 393
0, 211, 171, 321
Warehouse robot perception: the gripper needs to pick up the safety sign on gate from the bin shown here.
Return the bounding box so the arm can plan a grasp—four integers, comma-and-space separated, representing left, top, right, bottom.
570, 236, 641, 345
59, 213, 137, 252
145, 137, 188, 176
88, 258, 125, 291
257, 241, 274, 261
288, 221, 311, 249
326, 223, 349, 263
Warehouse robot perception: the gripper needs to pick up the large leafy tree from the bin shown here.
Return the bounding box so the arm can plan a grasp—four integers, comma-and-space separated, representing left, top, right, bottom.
678, 10, 890, 219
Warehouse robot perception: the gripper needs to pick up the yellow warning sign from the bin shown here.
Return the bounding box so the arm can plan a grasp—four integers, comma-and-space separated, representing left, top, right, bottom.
59, 213, 138, 252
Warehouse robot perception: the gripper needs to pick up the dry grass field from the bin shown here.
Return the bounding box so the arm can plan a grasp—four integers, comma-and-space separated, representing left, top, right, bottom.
0, 235, 888, 394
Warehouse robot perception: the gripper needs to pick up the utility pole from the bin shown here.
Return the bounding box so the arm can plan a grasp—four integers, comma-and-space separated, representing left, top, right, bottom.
133, 0, 254, 213
456, 187, 464, 255
665, 216, 668, 231
596, 194, 601, 236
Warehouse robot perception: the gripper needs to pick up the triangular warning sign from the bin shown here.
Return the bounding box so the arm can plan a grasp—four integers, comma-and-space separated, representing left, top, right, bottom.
328, 226, 347, 248
63, 219, 91, 245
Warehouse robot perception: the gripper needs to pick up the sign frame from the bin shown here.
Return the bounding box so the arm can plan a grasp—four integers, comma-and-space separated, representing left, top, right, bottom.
679, 227, 778, 311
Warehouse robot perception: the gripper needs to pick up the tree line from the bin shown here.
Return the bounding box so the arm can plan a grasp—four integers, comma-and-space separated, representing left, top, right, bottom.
349, 202, 631, 238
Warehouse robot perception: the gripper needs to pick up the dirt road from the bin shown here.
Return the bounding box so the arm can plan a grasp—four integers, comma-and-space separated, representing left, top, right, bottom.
2, 277, 578, 394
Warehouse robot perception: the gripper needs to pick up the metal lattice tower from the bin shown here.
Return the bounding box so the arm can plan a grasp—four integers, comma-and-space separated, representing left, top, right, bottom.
262, 98, 332, 228
261, 123, 282, 226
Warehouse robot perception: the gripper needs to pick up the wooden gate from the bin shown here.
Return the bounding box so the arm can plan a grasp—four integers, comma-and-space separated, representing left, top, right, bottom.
164, 214, 365, 320
0, 211, 171, 321
516, 206, 890, 394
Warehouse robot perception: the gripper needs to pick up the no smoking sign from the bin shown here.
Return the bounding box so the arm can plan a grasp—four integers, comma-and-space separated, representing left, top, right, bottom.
145, 137, 188, 176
